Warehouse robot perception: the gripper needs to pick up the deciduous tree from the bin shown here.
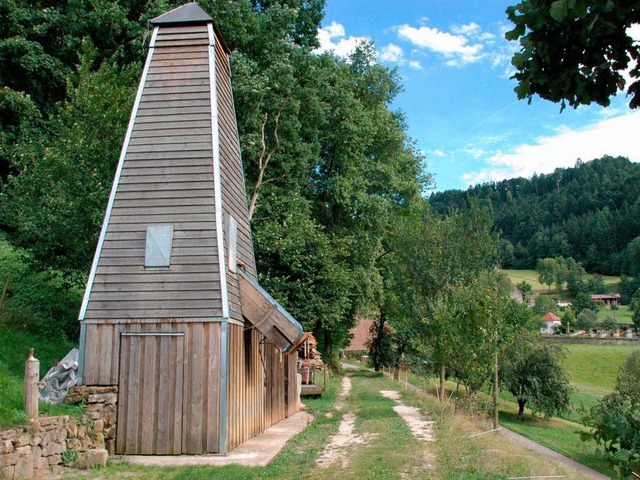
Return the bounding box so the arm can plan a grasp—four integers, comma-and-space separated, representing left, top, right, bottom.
500, 333, 572, 418
536, 258, 556, 292
505, 0, 640, 109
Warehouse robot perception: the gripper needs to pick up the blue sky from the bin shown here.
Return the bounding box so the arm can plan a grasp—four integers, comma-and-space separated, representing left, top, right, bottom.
316, 1, 640, 192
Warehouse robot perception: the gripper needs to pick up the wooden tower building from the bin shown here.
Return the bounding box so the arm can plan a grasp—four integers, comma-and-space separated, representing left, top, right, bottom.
77, 2, 305, 455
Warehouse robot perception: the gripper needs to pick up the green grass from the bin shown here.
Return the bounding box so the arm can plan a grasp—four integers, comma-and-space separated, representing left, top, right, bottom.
498, 409, 611, 476
62, 370, 442, 480
502, 269, 548, 292
596, 305, 633, 325
0, 327, 79, 428
58, 368, 596, 479
563, 343, 639, 394
502, 268, 621, 295
393, 342, 640, 478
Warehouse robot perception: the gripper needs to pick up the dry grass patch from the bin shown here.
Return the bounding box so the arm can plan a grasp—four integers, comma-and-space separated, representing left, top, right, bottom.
436, 408, 597, 480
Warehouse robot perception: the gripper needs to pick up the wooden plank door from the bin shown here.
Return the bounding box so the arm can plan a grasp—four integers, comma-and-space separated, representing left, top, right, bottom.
116, 332, 185, 454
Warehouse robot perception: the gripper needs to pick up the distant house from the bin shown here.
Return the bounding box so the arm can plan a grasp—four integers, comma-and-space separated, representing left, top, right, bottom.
342, 317, 374, 358
510, 287, 525, 303
540, 312, 562, 334
591, 294, 621, 307
510, 287, 535, 306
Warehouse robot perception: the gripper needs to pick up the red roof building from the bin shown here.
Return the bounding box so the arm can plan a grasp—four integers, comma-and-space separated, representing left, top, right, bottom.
591, 294, 621, 306
541, 312, 561, 322
344, 318, 374, 352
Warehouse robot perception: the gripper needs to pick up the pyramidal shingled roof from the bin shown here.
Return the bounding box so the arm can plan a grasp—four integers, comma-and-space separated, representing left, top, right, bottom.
151, 2, 212, 25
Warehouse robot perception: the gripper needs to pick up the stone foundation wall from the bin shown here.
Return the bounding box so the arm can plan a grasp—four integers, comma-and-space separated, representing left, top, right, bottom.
540, 335, 639, 345
0, 386, 117, 479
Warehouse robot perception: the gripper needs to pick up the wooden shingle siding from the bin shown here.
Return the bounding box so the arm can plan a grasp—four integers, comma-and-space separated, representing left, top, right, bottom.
215, 40, 257, 279
214, 36, 258, 323
83, 23, 225, 322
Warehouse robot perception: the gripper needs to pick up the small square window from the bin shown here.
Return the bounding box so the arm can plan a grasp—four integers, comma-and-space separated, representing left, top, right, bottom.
145, 225, 173, 268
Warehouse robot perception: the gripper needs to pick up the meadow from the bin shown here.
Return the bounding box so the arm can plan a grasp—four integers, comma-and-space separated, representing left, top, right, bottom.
502, 269, 621, 294
501, 342, 639, 476
391, 340, 639, 477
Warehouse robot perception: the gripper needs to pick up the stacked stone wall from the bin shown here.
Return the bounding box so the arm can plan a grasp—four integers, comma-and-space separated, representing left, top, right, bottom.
0, 386, 117, 479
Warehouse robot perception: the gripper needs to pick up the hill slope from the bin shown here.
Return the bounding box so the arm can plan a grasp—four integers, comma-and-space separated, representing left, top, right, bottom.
429, 156, 640, 275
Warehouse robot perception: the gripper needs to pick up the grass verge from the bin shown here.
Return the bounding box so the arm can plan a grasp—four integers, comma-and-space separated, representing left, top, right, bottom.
0, 327, 79, 429
61, 368, 601, 479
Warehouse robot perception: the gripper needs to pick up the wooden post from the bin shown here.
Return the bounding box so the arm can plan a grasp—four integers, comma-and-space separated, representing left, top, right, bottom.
24, 348, 39, 419
493, 353, 499, 429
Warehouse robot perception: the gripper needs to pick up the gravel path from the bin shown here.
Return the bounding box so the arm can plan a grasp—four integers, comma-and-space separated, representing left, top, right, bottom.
499, 428, 611, 480
345, 362, 611, 480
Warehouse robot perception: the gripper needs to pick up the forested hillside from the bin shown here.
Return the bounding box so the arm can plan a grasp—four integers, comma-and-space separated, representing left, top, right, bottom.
429, 156, 640, 275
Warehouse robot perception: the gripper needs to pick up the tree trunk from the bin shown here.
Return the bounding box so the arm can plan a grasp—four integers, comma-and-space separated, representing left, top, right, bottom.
439, 363, 446, 403
392, 342, 405, 382
517, 399, 526, 418
371, 314, 387, 372
320, 325, 339, 373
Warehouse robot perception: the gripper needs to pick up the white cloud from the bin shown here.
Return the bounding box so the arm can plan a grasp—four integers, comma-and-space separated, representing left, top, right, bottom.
397, 24, 484, 65
463, 146, 487, 159
461, 110, 640, 186
408, 60, 423, 70
429, 149, 446, 157
315, 21, 369, 58
380, 43, 404, 62
628, 23, 640, 41
452, 22, 497, 44
451, 23, 481, 37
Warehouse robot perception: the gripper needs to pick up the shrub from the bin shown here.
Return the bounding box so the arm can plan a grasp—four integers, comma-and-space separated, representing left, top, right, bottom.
581, 351, 640, 479
600, 316, 619, 333
576, 308, 598, 332
0, 235, 82, 340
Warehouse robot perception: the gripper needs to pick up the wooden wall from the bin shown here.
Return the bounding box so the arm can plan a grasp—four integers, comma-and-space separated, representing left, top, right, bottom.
226, 324, 264, 450
112, 321, 222, 455
215, 39, 257, 280
84, 24, 223, 322
286, 353, 299, 418
226, 324, 300, 451
215, 36, 259, 327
